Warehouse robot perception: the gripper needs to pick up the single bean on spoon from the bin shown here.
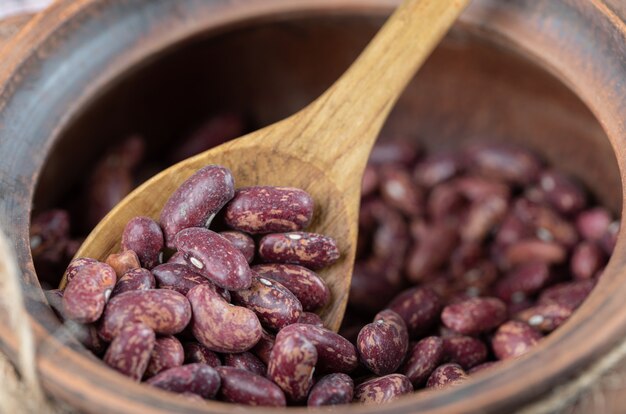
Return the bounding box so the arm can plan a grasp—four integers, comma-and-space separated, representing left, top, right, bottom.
70, 0, 470, 331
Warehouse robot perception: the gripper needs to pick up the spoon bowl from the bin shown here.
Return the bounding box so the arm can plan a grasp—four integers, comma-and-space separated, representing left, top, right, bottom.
71, 0, 469, 330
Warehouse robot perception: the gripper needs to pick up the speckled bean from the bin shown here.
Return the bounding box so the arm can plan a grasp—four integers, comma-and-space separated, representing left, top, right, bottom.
152, 263, 230, 301
357, 310, 408, 376
184, 342, 221, 367
441, 297, 507, 335
174, 227, 252, 290
405, 222, 458, 283
187, 284, 261, 353
257, 231, 340, 270
414, 153, 460, 187
231, 275, 302, 331
571, 241, 605, 280
121, 216, 164, 269
494, 262, 551, 303
443, 336, 487, 370
401, 336, 444, 387
63, 262, 116, 323
279, 324, 358, 373
105, 250, 141, 279
492, 321, 542, 360
354, 374, 413, 404
103, 323, 155, 381
224, 186, 313, 234
146, 363, 221, 399
100, 289, 191, 340
538, 279, 596, 310
504, 239, 567, 267
145, 336, 185, 378
159, 165, 234, 248
251, 330, 275, 366
216, 366, 286, 406
576, 208, 612, 241
307, 373, 354, 407
64, 257, 98, 284
465, 144, 541, 185
223, 352, 266, 376
252, 263, 330, 311
426, 363, 468, 389
219, 231, 255, 263
515, 304, 572, 333
111, 268, 155, 297
298, 312, 324, 327
379, 166, 423, 216
538, 170, 586, 215
461, 196, 508, 243
387, 287, 442, 337
268, 331, 317, 402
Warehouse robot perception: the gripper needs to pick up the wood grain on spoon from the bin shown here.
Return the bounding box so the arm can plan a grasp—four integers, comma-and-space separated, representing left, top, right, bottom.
71, 0, 469, 331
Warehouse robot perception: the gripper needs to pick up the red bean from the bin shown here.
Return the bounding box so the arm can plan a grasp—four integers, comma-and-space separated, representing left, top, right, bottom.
121, 216, 164, 269
258, 232, 340, 269
441, 297, 507, 335
492, 321, 542, 360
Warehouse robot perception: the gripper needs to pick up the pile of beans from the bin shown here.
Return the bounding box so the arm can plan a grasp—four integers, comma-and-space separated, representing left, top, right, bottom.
40, 132, 619, 406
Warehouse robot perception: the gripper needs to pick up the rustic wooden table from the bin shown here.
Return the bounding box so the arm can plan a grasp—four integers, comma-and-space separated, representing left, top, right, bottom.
1, 1, 626, 412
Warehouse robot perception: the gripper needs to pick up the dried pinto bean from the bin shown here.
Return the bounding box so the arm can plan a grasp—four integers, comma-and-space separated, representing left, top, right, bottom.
538, 170, 586, 215
145, 336, 185, 378
223, 352, 266, 376
216, 366, 286, 407
184, 342, 221, 367
231, 275, 302, 331
146, 363, 220, 399
279, 324, 358, 373
219, 231, 255, 263
516, 304, 572, 333
121, 216, 164, 269
357, 310, 408, 376
571, 241, 605, 280
100, 289, 191, 340
538, 279, 595, 310
414, 153, 460, 187
251, 330, 275, 366
103, 323, 155, 381
442, 336, 487, 370
268, 331, 317, 402
252, 263, 330, 311
387, 287, 442, 337
105, 250, 141, 279
406, 222, 458, 283
159, 165, 234, 248
174, 227, 252, 290
576, 208, 612, 241
441, 297, 507, 335
426, 363, 468, 389
224, 186, 314, 234
298, 312, 324, 327
307, 373, 354, 407
152, 263, 216, 297
465, 144, 541, 185
492, 321, 542, 360
111, 268, 155, 297
354, 374, 413, 404
401, 336, 444, 387
258, 232, 340, 269
379, 166, 423, 216
63, 262, 116, 323
187, 284, 261, 353
63, 257, 98, 284
494, 262, 551, 303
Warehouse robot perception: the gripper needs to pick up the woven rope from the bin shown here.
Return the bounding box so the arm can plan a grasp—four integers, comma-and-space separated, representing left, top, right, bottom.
0, 230, 73, 414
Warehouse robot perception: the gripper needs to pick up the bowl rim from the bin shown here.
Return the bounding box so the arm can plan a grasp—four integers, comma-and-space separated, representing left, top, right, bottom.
0, 0, 625, 413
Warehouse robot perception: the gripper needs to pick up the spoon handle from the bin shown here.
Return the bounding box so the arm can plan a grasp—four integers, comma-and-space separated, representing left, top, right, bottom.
289, 0, 470, 192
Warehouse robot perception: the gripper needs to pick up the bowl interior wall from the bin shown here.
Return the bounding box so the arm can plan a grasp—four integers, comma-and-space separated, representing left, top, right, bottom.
33, 15, 620, 218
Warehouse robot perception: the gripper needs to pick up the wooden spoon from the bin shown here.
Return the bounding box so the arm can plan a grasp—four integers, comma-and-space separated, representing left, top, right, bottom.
70, 0, 469, 331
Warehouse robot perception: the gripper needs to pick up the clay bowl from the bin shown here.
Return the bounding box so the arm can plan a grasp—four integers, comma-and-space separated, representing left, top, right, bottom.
0, 0, 625, 412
